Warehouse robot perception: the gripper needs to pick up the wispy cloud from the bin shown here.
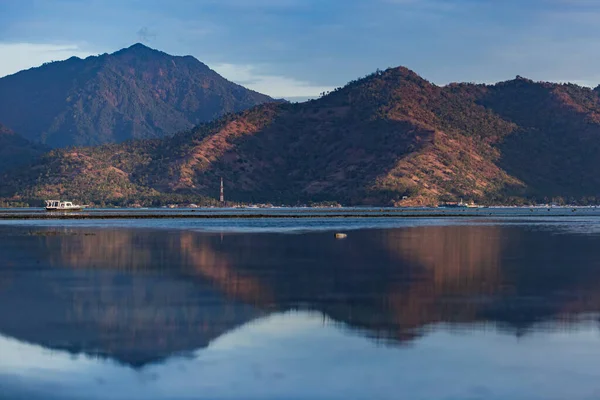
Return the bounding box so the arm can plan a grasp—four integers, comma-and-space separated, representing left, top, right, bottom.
137, 27, 157, 43
213, 63, 335, 99
2, 0, 600, 94
0, 42, 99, 78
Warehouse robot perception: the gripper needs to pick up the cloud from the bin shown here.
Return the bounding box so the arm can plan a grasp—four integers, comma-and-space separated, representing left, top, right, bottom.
0, 42, 99, 78
137, 27, 157, 43
212, 63, 336, 99
3, 1, 600, 96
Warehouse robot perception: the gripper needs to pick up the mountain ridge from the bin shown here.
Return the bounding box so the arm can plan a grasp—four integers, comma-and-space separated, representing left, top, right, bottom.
0, 43, 277, 148
4, 65, 600, 206
0, 124, 47, 174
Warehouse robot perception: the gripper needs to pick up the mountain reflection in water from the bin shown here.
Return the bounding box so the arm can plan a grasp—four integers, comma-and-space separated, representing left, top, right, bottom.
1, 224, 600, 368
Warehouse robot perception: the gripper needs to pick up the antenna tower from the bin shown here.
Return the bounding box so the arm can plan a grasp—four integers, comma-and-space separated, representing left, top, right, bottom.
220, 177, 224, 203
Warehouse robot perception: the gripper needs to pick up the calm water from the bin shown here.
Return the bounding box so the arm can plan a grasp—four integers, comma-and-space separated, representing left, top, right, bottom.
2, 217, 600, 399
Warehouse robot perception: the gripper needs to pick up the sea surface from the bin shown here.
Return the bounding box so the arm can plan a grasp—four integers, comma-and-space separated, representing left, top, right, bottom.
1, 209, 600, 399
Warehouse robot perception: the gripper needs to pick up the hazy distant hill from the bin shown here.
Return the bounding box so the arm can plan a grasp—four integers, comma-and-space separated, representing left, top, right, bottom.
5, 67, 600, 205
0, 124, 46, 173
0, 43, 276, 148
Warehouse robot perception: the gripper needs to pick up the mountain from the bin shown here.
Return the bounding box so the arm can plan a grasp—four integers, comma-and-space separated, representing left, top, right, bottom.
0, 124, 46, 173
0, 43, 276, 148
4, 67, 600, 206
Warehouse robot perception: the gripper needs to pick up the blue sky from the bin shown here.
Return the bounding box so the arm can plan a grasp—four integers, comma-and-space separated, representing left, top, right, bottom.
0, 0, 599, 99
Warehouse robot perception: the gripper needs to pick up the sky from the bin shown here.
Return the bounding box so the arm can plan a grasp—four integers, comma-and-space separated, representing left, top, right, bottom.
1, 0, 600, 100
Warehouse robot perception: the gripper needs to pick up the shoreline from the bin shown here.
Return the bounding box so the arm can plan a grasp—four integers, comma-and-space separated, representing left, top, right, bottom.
0, 213, 486, 220
0, 211, 594, 220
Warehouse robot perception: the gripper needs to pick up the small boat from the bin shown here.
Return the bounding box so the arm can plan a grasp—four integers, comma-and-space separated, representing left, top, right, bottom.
45, 200, 86, 212
438, 199, 479, 209
439, 202, 468, 209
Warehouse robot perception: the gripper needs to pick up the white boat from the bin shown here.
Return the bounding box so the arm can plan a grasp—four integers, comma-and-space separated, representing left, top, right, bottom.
438, 199, 480, 209
45, 200, 86, 212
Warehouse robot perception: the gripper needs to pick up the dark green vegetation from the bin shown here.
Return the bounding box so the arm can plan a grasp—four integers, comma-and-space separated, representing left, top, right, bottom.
4, 66, 600, 206
0, 43, 275, 147
0, 124, 47, 173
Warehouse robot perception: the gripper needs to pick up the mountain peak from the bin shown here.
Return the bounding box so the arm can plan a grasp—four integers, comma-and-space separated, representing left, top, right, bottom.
495, 75, 536, 87
385, 66, 421, 78
380, 67, 433, 87
129, 42, 152, 50
336, 65, 432, 96
113, 42, 166, 58
0, 44, 275, 147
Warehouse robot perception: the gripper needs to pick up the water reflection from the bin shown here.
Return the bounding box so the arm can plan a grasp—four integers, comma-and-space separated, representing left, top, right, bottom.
3, 310, 600, 400
1, 224, 600, 369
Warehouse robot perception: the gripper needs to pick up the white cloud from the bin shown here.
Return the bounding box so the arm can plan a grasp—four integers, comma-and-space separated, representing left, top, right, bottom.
0, 43, 98, 78
212, 63, 336, 99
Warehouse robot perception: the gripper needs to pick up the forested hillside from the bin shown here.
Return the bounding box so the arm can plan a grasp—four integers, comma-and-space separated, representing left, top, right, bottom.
0, 43, 276, 148
0, 124, 46, 173
4, 67, 600, 206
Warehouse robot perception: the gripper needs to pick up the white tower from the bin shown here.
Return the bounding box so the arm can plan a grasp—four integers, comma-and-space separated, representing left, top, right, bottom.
220, 177, 224, 203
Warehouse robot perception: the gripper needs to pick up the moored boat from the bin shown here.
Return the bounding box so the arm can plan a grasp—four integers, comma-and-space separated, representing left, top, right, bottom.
438, 199, 479, 209
439, 202, 469, 209
45, 200, 86, 211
